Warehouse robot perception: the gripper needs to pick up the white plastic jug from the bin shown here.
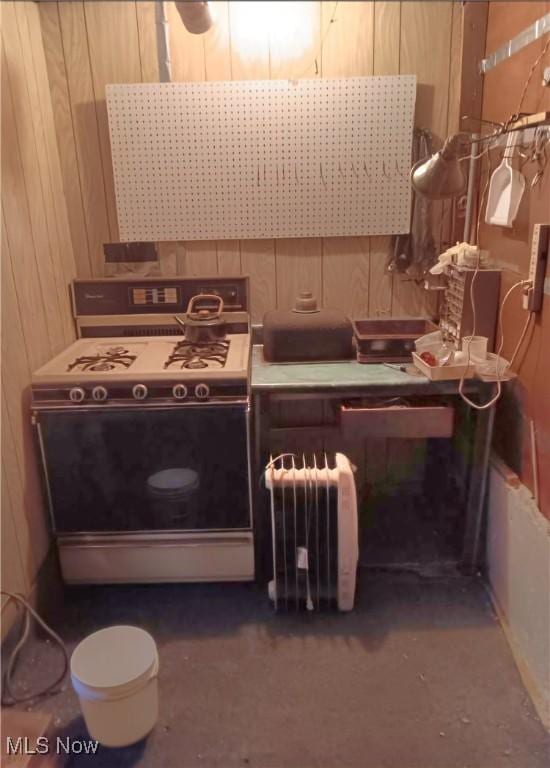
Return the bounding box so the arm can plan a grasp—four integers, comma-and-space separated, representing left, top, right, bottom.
485, 131, 525, 228
71, 625, 159, 747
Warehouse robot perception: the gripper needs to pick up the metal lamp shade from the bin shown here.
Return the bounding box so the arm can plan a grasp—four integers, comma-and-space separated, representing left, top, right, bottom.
175, 2, 213, 34
410, 133, 471, 200
410, 152, 468, 200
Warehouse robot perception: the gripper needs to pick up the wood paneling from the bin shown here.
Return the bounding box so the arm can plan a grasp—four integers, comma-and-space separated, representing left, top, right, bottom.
1, 2, 77, 637
40, 1, 462, 322
371, 2, 401, 315
228, 1, 270, 80
217, 240, 242, 275
56, 0, 111, 276
136, 2, 161, 83
394, 0, 454, 317
479, 1, 550, 520
204, 1, 232, 80
168, 0, 206, 81
276, 237, 323, 309
400, 1, 453, 145
458, 2, 488, 136
269, 1, 321, 80
179, 240, 218, 275
84, 1, 142, 240
241, 239, 277, 322
320, 3, 372, 322
321, 1, 374, 77
373, 1, 400, 76
38, 2, 92, 278
369, 236, 393, 317
322, 236, 370, 316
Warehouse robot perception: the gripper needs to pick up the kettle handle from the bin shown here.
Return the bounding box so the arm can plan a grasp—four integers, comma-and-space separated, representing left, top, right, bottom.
186, 294, 224, 317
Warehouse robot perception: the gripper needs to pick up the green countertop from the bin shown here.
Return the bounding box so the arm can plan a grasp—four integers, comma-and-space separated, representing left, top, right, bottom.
251, 346, 487, 397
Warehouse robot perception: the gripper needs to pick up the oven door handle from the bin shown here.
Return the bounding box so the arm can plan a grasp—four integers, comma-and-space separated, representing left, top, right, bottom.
33, 417, 57, 533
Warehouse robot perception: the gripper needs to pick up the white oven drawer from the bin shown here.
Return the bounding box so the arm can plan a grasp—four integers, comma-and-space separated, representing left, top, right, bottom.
58, 532, 254, 584
340, 402, 454, 439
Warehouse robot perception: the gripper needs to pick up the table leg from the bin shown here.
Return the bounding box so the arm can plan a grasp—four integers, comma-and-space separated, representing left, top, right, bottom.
462, 404, 496, 573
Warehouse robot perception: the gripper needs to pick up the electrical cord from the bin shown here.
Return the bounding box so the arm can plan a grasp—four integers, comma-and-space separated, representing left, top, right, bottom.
444, 33, 545, 411
509, 304, 534, 367
1, 591, 69, 706
458, 280, 532, 411
456, 145, 532, 411
515, 35, 550, 117
458, 138, 500, 164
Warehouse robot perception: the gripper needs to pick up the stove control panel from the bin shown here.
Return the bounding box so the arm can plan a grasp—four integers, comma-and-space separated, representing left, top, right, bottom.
132, 384, 148, 400
34, 380, 247, 406
130, 286, 179, 306
73, 277, 249, 315
195, 383, 210, 400
172, 384, 188, 400
92, 386, 108, 402
69, 387, 86, 403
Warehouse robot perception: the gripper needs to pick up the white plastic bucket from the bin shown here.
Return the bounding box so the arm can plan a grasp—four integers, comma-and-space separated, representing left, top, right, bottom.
147, 467, 199, 527
70, 626, 159, 747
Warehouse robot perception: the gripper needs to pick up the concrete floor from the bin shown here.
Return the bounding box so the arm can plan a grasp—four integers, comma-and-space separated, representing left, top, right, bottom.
4, 574, 549, 768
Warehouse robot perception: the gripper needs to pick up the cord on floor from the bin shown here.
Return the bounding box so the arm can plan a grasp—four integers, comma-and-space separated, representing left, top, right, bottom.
1, 591, 69, 706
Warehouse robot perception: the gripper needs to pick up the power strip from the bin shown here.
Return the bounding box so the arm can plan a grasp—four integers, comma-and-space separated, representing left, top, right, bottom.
524, 224, 549, 312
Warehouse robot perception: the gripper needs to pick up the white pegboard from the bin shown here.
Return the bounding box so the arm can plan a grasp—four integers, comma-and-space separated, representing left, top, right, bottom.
106, 76, 416, 241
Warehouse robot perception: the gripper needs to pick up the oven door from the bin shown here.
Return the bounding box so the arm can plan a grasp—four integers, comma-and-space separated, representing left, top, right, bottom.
34, 404, 251, 534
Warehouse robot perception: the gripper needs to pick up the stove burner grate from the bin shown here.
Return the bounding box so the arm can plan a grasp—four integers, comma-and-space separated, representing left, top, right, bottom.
164, 340, 229, 370
67, 346, 137, 372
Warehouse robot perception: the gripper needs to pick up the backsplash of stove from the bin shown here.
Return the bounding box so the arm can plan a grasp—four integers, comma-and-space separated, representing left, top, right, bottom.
73, 277, 249, 315
73, 277, 250, 338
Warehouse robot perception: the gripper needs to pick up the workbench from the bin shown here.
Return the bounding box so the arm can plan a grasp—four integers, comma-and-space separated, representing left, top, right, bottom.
251, 345, 496, 579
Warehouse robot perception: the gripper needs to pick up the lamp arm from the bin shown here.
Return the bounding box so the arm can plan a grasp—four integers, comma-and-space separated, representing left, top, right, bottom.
441, 128, 506, 160
440, 133, 472, 159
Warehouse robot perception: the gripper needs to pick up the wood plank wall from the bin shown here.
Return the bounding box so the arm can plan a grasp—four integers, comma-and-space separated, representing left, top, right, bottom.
478, 1, 550, 519
1, 1, 77, 637
0, 3, 470, 637
39, 1, 463, 322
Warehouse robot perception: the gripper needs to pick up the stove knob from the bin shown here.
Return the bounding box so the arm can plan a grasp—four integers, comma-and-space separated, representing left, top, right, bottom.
195, 383, 210, 400
132, 383, 148, 401
92, 386, 108, 402
69, 387, 86, 403
172, 384, 188, 400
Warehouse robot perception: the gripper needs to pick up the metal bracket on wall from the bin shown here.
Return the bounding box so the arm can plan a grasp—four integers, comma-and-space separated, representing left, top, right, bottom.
480, 13, 550, 74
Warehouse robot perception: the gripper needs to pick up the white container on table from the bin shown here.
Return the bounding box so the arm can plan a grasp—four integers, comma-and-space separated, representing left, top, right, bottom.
412, 352, 475, 381
461, 335, 488, 362
71, 625, 159, 747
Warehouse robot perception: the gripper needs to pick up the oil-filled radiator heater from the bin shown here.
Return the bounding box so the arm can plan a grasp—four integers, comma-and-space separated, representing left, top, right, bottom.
265, 453, 359, 612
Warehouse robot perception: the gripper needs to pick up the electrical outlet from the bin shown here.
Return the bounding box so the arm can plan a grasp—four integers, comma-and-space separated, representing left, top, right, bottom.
524, 224, 549, 312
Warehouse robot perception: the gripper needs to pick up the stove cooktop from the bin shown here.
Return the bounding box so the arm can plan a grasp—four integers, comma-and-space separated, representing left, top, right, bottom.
32, 335, 250, 385
164, 339, 229, 371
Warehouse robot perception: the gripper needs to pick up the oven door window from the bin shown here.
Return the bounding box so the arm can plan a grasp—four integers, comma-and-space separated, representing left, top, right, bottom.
37, 406, 250, 532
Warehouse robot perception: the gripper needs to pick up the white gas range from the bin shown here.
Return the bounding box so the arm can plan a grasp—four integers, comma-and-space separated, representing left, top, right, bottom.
31, 277, 254, 585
